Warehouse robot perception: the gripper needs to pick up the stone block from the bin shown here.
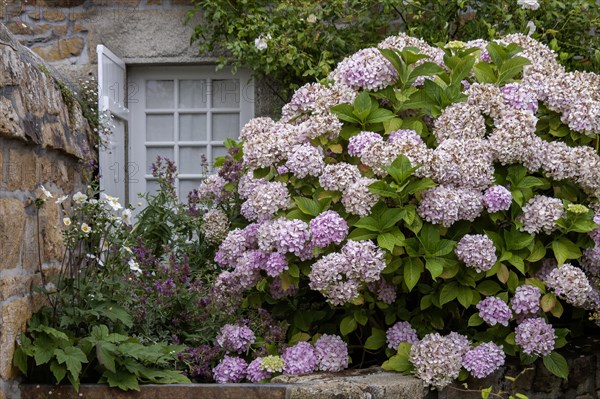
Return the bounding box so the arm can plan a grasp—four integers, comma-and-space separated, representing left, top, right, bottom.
173, 0, 193, 4
147, 0, 162, 4
0, 297, 32, 379
43, 9, 66, 22
28, 10, 42, 20
73, 22, 88, 33
22, 214, 40, 273
66, 10, 89, 21
38, 199, 64, 262
7, 147, 37, 191
6, 21, 33, 36
31, 36, 84, 61
92, 0, 140, 5
32, 23, 53, 35
52, 24, 69, 36
0, 198, 25, 271
0, 147, 3, 186
0, 97, 26, 142
0, 274, 36, 301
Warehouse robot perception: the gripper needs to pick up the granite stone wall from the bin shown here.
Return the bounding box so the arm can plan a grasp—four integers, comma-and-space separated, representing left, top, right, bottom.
0, 22, 94, 399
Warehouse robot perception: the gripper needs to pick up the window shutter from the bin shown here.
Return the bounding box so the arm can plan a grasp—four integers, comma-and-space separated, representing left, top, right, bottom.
97, 45, 129, 204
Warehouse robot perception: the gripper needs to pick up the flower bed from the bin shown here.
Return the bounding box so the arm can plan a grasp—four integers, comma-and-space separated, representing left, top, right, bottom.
15, 32, 600, 394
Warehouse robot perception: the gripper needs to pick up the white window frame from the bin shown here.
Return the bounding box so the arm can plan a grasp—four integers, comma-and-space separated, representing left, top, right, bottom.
128, 66, 254, 203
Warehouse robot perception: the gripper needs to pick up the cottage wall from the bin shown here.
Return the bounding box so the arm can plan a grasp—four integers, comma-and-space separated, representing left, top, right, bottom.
0, 21, 94, 399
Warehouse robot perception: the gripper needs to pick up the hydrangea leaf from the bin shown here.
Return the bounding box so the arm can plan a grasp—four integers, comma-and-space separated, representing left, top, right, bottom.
403, 257, 424, 292
364, 328, 386, 350
551, 238, 582, 265
543, 352, 569, 380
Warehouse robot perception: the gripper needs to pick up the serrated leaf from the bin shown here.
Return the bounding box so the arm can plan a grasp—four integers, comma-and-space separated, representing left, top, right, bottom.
340, 316, 357, 336
13, 346, 28, 375
103, 370, 140, 391
409, 62, 445, 81
33, 335, 56, 366
425, 257, 444, 279
378, 232, 400, 252
473, 62, 497, 84
331, 103, 360, 124
497, 56, 531, 85
354, 91, 373, 120
404, 257, 424, 292
552, 238, 581, 265
50, 361, 67, 384
347, 228, 378, 241
293, 197, 320, 217
366, 108, 396, 124
527, 240, 546, 262
440, 282, 459, 306
369, 181, 400, 199
54, 346, 87, 378
457, 286, 475, 308
97, 342, 117, 373
364, 328, 386, 350
543, 352, 569, 379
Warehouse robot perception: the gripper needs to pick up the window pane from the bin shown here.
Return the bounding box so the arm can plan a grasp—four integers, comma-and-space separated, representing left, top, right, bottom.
212, 79, 240, 108
146, 147, 174, 174
212, 113, 240, 141
146, 180, 160, 197
179, 80, 207, 108
179, 114, 207, 141
211, 146, 229, 165
179, 146, 207, 175
146, 114, 174, 141
179, 179, 204, 200
146, 80, 174, 109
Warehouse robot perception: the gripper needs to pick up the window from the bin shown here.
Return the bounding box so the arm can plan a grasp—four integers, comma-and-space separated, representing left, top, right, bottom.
128, 66, 254, 201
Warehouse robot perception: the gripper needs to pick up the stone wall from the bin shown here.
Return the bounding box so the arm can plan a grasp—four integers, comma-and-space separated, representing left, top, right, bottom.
0, 22, 94, 399
0, 0, 283, 116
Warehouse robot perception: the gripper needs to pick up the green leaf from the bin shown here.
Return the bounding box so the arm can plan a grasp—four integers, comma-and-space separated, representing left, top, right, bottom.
354, 309, 369, 326
504, 229, 533, 251
476, 280, 502, 296
354, 91, 373, 121
103, 370, 140, 391
293, 197, 320, 217
450, 55, 476, 83
381, 208, 407, 231
382, 342, 412, 372
378, 232, 402, 252
96, 342, 117, 373
13, 346, 28, 375
551, 238, 582, 265
340, 316, 357, 336
543, 352, 569, 379
481, 387, 492, 399
54, 346, 87, 378
404, 257, 424, 292
369, 181, 400, 199
95, 303, 133, 328
468, 313, 484, 327
440, 282, 459, 306
473, 62, 497, 84
33, 335, 56, 366
364, 328, 386, 350
409, 62, 445, 81
50, 361, 67, 384
354, 216, 381, 232
384, 155, 417, 185
497, 56, 531, 84
331, 103, 360, 124
347, 228, 378, 241
366, 108, 396, 124
527, 240, 547, 262
457, 286, 475, 308
425, 257, 445, 279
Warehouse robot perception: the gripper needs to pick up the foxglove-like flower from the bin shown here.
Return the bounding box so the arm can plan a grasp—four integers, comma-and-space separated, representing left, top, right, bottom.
314, 334, 349, 372
386, 321, 419, 350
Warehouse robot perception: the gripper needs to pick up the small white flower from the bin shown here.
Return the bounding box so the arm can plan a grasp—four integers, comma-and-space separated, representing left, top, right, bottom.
40, 185, 53, 199
101, 193, 123, 211
63, 217, 72, 226
81, 223, 92, 234
128, 258, 142, 273
55, 195, 68, 204
517, 0, 540, 10
73, 192, 87, 203
44, 282, 57, 293
254, 34, 271, 51
122, 209, 133, 226
123, 246, 133, 255
306, 13, 317, 23
526, 20, 536, 36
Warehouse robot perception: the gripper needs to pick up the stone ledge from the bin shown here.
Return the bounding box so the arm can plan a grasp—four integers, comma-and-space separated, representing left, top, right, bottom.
20, 369, 429, 399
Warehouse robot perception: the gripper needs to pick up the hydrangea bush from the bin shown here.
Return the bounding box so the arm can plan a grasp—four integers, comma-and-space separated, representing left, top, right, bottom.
202, 32, 600, 388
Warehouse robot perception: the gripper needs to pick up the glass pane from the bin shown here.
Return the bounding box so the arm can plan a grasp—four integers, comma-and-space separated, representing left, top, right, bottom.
146, 147, 174, 174
212, 79, 240, 108
146, 180, 160, 197
179, 80, 207, 108
146, 80, 174, 109
212, 113, 240, 141
179, 146, 208, 175
211, 146, 229, 165
179, 114, 207, 141
146, 114, 174, 141
179, 179, 204, 200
